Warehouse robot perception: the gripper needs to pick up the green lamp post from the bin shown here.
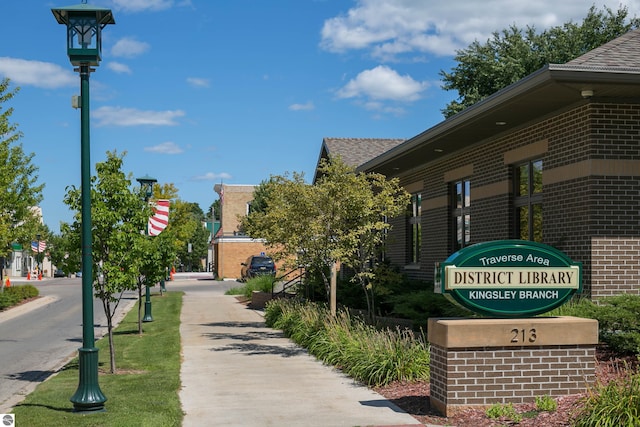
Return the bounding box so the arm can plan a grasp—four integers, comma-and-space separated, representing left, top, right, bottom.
136, 174, 157, 322
51, 1, 115, 413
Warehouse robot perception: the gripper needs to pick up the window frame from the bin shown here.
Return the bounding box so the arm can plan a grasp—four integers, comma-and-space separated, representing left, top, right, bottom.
451, 179, 471, 252
407, 193, 421, 264
513, 159, 543, 242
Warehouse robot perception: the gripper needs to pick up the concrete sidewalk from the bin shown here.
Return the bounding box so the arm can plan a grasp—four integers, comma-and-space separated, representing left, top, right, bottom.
179, 288, 423, 427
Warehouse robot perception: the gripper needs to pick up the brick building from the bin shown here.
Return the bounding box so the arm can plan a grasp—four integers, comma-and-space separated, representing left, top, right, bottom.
340, 29, 640, 299
212, 183, 269, 280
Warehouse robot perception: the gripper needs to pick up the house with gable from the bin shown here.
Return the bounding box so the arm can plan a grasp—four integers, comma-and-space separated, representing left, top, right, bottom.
323, 29, 640, 299
314, 137, 406, 183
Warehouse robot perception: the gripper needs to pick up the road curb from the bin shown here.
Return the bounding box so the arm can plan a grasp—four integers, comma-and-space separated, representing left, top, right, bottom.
0, 295, 58, 324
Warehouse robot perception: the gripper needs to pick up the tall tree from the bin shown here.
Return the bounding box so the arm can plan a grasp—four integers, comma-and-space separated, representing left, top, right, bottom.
241, 157, 409, 318
168, 200, 208, 271
0, 78, 44, 264
63, 150, 147, 373
440, 6, 640, 117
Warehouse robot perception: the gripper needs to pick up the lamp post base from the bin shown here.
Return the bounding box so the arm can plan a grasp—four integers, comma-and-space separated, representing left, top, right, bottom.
143, 285, 153, 322
70, 347, 106, 412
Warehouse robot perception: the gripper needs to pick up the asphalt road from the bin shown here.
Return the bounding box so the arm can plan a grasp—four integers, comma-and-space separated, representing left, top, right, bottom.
0, 277, 137, 412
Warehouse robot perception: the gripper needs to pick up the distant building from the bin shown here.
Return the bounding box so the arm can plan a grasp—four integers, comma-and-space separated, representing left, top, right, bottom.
212, 184, 270, 280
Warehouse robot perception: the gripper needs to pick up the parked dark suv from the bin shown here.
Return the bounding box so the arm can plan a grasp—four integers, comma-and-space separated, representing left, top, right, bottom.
240, 255, 276, 281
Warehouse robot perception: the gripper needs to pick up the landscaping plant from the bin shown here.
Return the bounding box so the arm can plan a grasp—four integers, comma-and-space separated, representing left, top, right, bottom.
264, 298, 429, 386
573, 367, 640, 427
0, 284, 38, 310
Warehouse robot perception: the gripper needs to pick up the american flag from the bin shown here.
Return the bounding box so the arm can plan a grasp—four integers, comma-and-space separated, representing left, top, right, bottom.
148, 199, 170, 236
31, 241, 47, 252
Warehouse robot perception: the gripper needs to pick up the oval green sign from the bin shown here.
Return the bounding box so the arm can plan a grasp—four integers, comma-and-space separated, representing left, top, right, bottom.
437, 240, 582, 317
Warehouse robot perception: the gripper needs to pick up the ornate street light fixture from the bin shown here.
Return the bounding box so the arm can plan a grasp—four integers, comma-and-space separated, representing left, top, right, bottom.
51, 1, 115, 413
136, 174, 158, 322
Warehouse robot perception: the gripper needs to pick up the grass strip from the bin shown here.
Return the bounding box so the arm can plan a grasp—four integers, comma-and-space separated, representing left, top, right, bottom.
12, 291, 184, 427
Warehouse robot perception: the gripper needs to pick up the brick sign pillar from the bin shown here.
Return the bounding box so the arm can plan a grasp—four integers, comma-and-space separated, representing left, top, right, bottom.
427, 316, 598, 416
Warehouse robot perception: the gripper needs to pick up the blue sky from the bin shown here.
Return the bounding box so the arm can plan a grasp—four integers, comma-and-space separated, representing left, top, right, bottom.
1, 0, 639, 233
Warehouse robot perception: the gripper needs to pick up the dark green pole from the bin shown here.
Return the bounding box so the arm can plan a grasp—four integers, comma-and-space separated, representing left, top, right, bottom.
143, 280, 153, 322
70, 64, 106, 412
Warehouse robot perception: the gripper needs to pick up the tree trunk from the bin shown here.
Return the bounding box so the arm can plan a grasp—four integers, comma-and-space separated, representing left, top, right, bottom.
137, 284, 143, 335
108, 313, 116, 374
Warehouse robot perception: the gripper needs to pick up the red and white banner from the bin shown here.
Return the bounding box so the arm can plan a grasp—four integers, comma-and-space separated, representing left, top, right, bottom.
148, 199, 170, 236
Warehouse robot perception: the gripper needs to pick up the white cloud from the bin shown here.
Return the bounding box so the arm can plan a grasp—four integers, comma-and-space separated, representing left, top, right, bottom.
186, 77, 210, 88
289, 101, 315, 111
0, 57, 76, 89
111, 0, 175, 12
320, 0, 640, 59
192, 172, 232, 181
107, 61, 132, 74
111, 37, 150, 58
144, 141, 184, 154
336, 65, 427, 102
93, 106, 185, 126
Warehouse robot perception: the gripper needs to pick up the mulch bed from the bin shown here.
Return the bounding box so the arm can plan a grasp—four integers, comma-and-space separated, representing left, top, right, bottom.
374, 347, 638, 426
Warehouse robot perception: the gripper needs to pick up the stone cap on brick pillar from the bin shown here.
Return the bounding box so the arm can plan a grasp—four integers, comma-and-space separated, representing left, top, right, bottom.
428, 316, 598, 348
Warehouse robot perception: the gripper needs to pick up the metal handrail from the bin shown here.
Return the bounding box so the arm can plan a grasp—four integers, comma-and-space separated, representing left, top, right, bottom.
272, 265, 306, 298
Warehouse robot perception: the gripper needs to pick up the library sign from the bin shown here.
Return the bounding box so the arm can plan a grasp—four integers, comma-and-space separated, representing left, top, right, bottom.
436, 240, 582, 317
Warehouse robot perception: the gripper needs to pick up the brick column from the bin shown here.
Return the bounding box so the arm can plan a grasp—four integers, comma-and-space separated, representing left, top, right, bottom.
428, 317, 598, 416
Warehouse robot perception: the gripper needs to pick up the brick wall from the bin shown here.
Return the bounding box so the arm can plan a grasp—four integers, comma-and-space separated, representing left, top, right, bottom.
384, 101, 640, 298
592, 237, 640, 298
215, 238, 268, 279
219, 184, 256, 234
430, 344, 596, 416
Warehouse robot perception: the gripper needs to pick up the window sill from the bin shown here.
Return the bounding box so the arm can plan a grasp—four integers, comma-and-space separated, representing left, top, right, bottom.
403, 264, 421, 270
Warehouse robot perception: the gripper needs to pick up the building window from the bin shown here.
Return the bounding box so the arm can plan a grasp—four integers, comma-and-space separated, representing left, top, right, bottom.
452, 180, 470, 251
514, 159, 543, 242
408, 193, 421, 264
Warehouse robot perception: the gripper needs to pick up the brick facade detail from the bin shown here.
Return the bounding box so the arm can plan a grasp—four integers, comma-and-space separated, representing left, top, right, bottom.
384, 102, 640, 298
430, 344, 596, 416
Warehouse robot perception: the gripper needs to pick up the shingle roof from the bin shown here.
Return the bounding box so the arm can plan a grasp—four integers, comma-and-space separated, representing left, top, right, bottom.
321, 137, 406, 168
313, 137, 405, 182
566, 28, 640, 68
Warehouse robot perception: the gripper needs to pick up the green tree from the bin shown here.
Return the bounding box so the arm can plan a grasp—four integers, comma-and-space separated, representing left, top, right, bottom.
169, 201, 208, 271
241, 157, 409, 319
0, 78, 44, 264
440, 6, 639, 117
63, 150, 147, 373
47, 230, 80, 277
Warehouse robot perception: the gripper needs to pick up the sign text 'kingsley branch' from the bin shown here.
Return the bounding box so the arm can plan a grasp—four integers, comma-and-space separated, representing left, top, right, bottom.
436, 240, 582, 317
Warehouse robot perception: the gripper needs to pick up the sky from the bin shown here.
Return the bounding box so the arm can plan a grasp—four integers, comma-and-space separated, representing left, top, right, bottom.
1, 0, 640, 233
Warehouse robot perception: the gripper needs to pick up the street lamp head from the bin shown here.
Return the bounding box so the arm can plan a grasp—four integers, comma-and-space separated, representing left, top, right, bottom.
51, 2, 115, 67
136, 174, 158, 200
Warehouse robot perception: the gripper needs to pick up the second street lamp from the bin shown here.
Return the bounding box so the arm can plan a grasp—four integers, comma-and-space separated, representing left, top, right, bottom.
136, 174, 157, 322
52, 0, 115, 413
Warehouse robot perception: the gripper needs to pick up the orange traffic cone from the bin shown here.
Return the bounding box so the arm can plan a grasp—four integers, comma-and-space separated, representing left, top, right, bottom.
5, 277, 10, 288
27, 272, 31, 280
38, 273, 42, 280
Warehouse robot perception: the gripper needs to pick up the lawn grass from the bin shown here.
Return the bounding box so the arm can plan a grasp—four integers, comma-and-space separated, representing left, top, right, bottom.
11, 291, 184, 427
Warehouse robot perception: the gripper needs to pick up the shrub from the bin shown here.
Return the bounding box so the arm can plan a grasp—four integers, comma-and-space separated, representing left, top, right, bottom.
264, 299, 430, 386
535, 394, 557, 412
225, 275, 275, 298
485, 402, 523, 423
389, 289, 472, 327
573, 368, 640, 427
547, 295, 640, 355
0, 284, 39, 310
593, 294, 640, 355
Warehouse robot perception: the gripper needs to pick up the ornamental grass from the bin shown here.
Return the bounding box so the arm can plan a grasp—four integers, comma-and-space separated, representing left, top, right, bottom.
264, 299, 429, 386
